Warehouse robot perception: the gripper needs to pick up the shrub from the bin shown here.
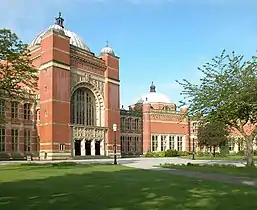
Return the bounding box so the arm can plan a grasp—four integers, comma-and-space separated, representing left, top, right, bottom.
254, 150, 257, 156
145, 152, 154, 157
9, 152, 25, 160
165, 150, 178, 157
0, 152, 10, 160
236, 150, 245, 156
178, 151, 190, 156
196, 151, 210, 157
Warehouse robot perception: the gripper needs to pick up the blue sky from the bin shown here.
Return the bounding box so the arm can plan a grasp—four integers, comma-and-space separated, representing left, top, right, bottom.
1, 0, 257, 108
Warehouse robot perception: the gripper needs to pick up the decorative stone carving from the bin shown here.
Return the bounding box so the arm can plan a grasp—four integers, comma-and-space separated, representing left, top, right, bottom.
71, 71, 104, 96
73, 126, 106, 141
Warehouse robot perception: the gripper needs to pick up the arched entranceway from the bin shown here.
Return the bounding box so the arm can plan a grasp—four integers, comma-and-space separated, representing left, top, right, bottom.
70, 85, 106, 157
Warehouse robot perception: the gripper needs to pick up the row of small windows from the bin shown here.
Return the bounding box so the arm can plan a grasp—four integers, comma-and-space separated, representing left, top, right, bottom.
0, 128, 33, 152
0, 101, 32, 120
120, 136, 142, 153
151, 135, 183, 152
120, 117, 141, 130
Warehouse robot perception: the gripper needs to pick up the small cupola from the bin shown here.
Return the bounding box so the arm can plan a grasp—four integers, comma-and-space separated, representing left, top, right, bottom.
100, 41, 115, 56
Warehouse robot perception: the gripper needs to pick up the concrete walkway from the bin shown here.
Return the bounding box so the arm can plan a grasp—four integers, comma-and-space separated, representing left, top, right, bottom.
151, 167, 257, 188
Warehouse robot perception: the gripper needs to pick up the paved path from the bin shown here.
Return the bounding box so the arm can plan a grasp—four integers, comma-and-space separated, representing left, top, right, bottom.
152, 167, 257, 188
2, 157, 256, 187
0, 157, 246, 168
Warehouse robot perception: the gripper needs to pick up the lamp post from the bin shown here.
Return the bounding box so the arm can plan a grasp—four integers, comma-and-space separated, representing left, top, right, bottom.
113, 123, 117, 165
192, 137, 195, 160
192, 122, 196, 160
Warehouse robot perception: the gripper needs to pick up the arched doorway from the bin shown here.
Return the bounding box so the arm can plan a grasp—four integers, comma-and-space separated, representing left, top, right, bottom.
71, 87, 96, 156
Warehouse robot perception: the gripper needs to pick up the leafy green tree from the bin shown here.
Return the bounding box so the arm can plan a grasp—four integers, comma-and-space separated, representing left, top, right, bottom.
197, 121, 229, 156
0, 29, 38, 123
177, 50, 257, 167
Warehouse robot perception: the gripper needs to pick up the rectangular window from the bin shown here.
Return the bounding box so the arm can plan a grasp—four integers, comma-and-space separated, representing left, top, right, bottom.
135, 119, 139, 130
177, 136, 183, 151
11, 129, 19, 152
128, 118, 132, 130
121, 117, 125, 130
120, 136, 124, 152
24, 103, 31, 120
161, 136, 164, 151
24, 129, 31, 152
60, 144, 65, 151
151, 135, 158, 152
11, 102, 18, 119
0, 127, 5, 152
0, 100, 5, 118
229, 141, 235, 151
169, 136, 174, 150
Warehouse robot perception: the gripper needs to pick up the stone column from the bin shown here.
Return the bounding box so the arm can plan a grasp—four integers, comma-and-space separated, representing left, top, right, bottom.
166, 135, 170, 151
174, 136, 178, 150
100, 139, 105, 156
81, 139, 85, 156
91, 139, 95, 156
182, 136, 186, 151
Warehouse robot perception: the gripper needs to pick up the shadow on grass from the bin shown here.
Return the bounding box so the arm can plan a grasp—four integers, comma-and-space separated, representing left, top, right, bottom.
0, 164, 257, 210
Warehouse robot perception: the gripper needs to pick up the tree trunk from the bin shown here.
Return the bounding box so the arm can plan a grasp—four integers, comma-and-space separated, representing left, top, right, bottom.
245, 136, 255, 167
213, 147, 216, 157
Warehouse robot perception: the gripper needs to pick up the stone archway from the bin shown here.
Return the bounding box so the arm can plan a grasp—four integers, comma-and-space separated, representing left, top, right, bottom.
70, 79, 106, 157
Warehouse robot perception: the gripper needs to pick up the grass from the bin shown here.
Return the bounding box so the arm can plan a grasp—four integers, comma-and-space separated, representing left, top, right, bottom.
181, 155, 257, 160
1, 163, 257, 210
161, 163, 257, 179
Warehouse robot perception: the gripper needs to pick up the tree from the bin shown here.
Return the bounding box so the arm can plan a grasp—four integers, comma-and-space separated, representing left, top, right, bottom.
0, 29, 38, 123
197, 121, 229, 156
177, 50, 257, 167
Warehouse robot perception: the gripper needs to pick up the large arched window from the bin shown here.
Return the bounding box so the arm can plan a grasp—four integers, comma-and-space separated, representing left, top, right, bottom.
71, 88, 96, 126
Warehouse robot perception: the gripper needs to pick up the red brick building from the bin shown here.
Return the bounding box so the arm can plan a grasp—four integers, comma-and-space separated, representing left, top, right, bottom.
120, 82, 190, 156
0, 13, 250, 160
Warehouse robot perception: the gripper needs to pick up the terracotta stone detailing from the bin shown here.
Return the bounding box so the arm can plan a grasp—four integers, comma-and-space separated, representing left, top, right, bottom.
71, 71, 105, 97
72, 126, 106, 141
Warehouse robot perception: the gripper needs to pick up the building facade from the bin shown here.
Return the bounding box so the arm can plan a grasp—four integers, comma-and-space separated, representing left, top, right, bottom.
0, 13, 255, 160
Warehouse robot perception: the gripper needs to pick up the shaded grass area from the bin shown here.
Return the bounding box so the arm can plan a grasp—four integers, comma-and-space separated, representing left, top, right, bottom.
181, 155, 257, 160
161, 163, 257, 179
1, 163, 257, 210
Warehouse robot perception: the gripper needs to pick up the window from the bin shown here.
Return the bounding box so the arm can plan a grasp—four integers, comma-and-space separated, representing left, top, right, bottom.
71, 88, 95, 126
121, 136, 124, 152
192, 122, 198, 133
161, 136, 165, 151
60, 144, 65, 151
135, 119, 139, 130
229, 141, 235, 151
151, 135, 158, 152
11, 102, 18, 119
11, 129, 19, 152
121, 117, 125, 130
24, 103, 32, 120
169, 136, 174, 150
24, 129, 31, 152
177, 136, 183, 151
128, 118, 132, 130
0, 100, 5, 118
0, 127, 5, 152
237, 138, 243, 151
127, 137, 131, 152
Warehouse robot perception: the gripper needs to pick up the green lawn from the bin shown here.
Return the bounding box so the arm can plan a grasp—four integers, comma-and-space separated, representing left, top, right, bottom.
181, 155, 257, 160
1, 163, 257, 210
161, 163, 257, 179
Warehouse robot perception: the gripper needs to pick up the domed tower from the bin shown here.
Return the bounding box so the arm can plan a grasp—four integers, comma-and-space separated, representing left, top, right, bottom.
99, 41, 121, 156
29, 13, 92, 160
